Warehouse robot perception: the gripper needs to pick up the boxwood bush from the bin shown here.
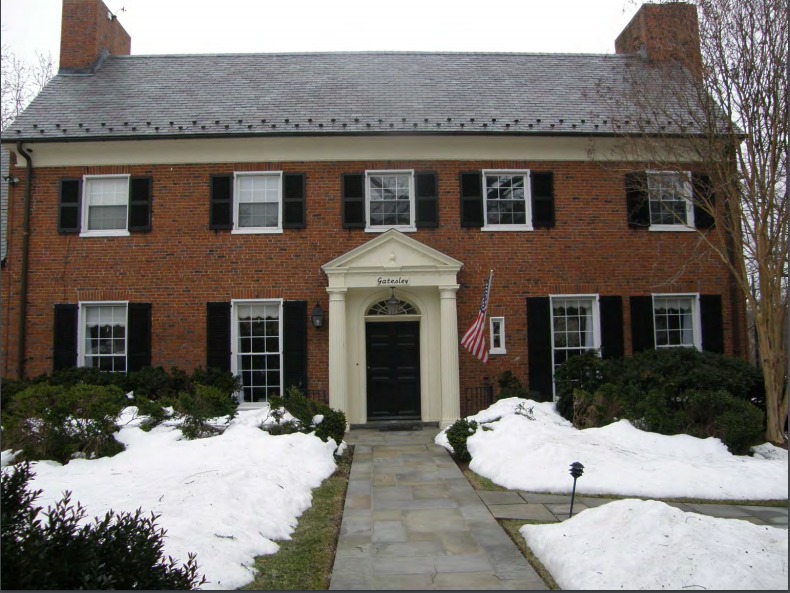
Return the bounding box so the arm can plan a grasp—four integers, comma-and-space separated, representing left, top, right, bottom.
446, 417, 478, 462
554, 348, 766, 455
266, 387, 347, 449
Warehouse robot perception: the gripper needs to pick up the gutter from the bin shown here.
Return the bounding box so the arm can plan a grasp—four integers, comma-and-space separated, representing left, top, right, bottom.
15, 142, 32, 379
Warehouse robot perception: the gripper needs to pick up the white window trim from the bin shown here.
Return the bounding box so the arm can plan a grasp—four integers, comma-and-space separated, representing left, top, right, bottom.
364, 169, 416, 233
230, 298, 284, 407
77, 301, 129, 370
647, 170, 695, 232
231, 171, 284, 235
652, 293, 702, 350
489, 316, 506, 355
549, 294, 601, 401
481, 169, 534, 232
79, 174, 131, 238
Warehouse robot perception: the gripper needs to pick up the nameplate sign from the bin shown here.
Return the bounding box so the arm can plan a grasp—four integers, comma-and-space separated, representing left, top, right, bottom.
377, 276, 409, 286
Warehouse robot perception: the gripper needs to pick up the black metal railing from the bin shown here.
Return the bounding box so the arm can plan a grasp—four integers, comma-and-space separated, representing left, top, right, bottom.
461, 382, 494, 417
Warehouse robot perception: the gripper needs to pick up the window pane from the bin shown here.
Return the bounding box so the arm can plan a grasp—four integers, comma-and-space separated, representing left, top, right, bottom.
236, 302, 280, 402
368, 173, 411, 227
654, 297, 694, 347
83, 304, 126, 373
485, 174, 528, 226
648, 173, 689, 226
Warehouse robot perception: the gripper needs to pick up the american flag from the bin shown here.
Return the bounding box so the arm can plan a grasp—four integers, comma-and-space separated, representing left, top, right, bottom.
461, 271, 493, 363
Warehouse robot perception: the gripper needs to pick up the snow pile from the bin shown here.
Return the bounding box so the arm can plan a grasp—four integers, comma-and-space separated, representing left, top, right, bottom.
521, 499, 788, 590
10, 408, 337, 590
436, 398, 788, 500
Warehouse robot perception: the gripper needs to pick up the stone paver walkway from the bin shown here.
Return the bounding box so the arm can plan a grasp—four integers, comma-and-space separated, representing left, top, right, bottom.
330, 426, 788, 590
329, 427, 547, 590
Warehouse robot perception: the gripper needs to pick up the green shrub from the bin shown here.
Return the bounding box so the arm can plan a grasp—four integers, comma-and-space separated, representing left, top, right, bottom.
174, 384, 239, 439
446, 417, 478, 461
3, 384, 127, 463
554, 348, 766, 454
189, 367, 241, 397
1, 462, 206, 590
266, 387, 347, 448
554, 350, 615, 422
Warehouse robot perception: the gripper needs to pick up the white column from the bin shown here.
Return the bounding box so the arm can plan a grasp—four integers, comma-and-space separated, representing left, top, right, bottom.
327, 288, 348, 416
439, 285, 461, 427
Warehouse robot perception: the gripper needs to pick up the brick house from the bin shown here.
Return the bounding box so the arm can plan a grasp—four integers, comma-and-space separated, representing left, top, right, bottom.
1, 0, 745, 427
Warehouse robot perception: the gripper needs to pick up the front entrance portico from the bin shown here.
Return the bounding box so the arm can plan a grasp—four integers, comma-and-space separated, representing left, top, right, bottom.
321, 230, 463, 427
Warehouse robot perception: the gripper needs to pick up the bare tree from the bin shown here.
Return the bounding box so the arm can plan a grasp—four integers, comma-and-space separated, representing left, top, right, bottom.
1, 41, 54, 131
598, 0, 787, 444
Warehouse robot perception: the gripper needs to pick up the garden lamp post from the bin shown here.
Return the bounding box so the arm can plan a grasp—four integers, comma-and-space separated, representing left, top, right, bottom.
568, 461, 584, 518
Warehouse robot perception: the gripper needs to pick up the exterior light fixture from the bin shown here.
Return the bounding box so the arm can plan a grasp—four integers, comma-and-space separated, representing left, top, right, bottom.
386, 288, 400, 315
568, 461, 584, 518
311, 303, 324, 328
2, 176, 20, 186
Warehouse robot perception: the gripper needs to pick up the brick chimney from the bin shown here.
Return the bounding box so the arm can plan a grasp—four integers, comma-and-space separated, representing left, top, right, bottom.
59, 0, 131, 73
615, 2, 702, 77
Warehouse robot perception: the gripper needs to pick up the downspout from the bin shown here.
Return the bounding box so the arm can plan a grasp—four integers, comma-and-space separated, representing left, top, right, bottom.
15, 142, 32, 379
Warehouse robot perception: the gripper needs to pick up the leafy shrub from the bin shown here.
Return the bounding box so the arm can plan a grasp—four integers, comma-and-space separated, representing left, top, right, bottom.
174, 384, 239, 439
266, 387, 347, 448
189, 367, 241, 398
554, 350, 615, 422
3, 384, 127, 463
554, 348, 766, 454
1, 462, 206, 590
446, 417, 478, 461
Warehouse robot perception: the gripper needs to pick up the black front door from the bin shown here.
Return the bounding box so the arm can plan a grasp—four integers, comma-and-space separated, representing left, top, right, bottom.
366, 321, 421, 419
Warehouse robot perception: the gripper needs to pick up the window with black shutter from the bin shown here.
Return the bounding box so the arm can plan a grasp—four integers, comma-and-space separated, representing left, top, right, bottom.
209, 175, 233, 230
206, 302, 231, 371
630, 296, 656, 352
460, 172, 484, 227
531, 172, 555, 228
599, 296, 624, 359
700, 294, 724, 353
128, 177, 152, 232
127, 303, 152, 371
415, 172, 438, 228
342, 173, 365, 228
626, 172, 650, 228
692, 173, 716, 229
282, 301, 308, 390
283, 173, 306, 229
58, 179, 81, 234
53, 304, 79, 370
526, 297, 553, 400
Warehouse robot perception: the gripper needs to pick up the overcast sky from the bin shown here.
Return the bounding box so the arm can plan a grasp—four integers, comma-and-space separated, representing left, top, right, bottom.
2, 0, 640, 65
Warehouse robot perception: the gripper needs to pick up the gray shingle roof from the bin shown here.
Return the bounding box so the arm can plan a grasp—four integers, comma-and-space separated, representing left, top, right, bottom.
3, 51, 699, 142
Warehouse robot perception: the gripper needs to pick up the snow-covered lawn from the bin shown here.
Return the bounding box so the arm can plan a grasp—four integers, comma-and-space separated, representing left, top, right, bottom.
437, 398, 789, 590
2, 407, 338, 590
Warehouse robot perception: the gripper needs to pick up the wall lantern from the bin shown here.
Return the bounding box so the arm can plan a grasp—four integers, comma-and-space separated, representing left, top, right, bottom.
568, 461, 585, 518
2, 176, 20, 186
386, 288, 400, 315
311, 303, 325, 328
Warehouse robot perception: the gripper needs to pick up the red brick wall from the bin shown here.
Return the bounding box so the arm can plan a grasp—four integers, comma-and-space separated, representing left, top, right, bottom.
60, 0, 131, 71
1, 158, 745, 401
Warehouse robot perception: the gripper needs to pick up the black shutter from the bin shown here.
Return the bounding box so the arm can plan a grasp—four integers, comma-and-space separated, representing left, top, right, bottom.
127, 303, 152, 372
58, 179, 81, 234
700, 294, 724, 353
206, 302, 231, 371
282, 301, 308, 390
53, 304, 78, 370
692, 173, 716, 229
283, 173, 306, 229
460, 172, 484, 228
626, 172, 650, 228
630, 296, 655, 352
531, 172, 555, 228
415, 172, 438, 228
342, 173, 365, 228
599, 296, 624, 360
527, 297, 553, 400
129, 177, 152, 232
210, 175, 233, 230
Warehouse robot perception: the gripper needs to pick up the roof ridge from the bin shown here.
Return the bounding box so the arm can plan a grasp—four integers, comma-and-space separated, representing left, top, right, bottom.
107, 50, 629, 59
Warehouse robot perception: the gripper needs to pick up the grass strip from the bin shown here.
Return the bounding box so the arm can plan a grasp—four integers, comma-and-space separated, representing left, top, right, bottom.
244, 445, 353, 590
499, 519, 560, 590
